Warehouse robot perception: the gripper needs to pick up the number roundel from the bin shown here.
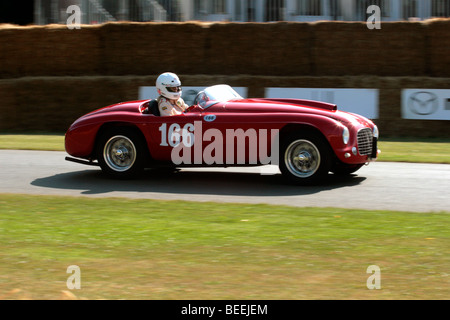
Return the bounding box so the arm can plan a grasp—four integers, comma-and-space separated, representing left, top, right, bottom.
204, 115, 216, 122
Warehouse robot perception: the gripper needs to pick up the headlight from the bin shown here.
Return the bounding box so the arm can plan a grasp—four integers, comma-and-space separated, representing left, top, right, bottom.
373, 125, 379, 139
342, 126, 350, 145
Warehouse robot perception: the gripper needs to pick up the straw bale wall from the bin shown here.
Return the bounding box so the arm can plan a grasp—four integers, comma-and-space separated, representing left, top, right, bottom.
1, 75, 449, 137
1, 19, 449, 78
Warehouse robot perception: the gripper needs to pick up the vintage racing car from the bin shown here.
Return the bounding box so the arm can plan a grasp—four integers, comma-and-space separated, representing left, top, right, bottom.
65, 84, 380, 184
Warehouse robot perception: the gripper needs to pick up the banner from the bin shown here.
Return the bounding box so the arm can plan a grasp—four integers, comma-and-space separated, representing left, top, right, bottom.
402, 89, 450, 120
265, 88, 379, 119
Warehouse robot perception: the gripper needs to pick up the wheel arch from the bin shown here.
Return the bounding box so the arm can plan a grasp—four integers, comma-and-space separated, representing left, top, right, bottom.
279, 123, 331, 147
94, 122, 151, 161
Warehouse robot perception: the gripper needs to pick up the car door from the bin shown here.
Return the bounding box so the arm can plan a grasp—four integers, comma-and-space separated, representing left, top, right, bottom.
199, 105, 280, 166
144, 111, 202, 163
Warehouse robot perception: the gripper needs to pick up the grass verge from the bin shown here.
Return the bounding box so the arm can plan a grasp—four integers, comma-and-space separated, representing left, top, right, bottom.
377, 137, 450, 164
0, 134, 65, 152
0, 194, 448, 300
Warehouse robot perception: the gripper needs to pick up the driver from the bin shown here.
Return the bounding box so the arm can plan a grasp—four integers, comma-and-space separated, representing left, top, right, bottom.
156, 72, 189, 116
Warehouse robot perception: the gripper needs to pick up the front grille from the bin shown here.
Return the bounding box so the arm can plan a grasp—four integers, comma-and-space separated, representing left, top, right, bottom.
357, 128, 373, 156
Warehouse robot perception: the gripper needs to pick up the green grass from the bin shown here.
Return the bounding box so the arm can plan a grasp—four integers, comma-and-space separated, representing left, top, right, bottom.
377, 138, 450, 164
1, 134, 449, 164
0, 134, 65, 152
0, 194, 448, 300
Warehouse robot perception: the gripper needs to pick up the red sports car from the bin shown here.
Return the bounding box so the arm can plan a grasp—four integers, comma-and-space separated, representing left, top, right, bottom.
65, 84, 379, 184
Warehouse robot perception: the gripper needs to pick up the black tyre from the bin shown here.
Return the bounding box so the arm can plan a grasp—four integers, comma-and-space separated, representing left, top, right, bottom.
96, 128, 146, 178
279, 133, 331, 185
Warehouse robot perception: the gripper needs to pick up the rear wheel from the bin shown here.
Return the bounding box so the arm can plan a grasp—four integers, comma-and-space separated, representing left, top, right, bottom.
96, 128, 146, 178
279, 133, 331, 185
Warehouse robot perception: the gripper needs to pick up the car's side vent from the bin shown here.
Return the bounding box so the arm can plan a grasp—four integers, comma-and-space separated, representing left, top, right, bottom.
357, 128, 373, 156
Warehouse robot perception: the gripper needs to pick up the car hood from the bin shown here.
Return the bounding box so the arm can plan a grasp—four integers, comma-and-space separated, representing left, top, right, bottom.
82, 100, 144, 118
224, 98, 373, 127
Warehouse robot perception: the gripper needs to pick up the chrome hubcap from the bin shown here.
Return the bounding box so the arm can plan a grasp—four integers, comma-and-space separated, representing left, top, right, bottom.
104, 135, 136, 172
115, 148, 126, 160
285, 140, 321, 178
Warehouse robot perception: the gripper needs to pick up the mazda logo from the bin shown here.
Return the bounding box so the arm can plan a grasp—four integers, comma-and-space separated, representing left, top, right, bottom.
408, 91, 439, 115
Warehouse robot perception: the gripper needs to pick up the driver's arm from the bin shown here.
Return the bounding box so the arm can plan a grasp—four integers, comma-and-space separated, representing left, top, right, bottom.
179, 98, 189, 112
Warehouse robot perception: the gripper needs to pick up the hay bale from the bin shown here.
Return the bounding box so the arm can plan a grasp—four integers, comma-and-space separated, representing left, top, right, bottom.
425, 18, 450, 77
0, 81, 17, 131
206, 22, 312, 76
2, 21, 449, 78
99, 22, 207, 76
313, 21, 426, 76
1, 76, 135, 132
0, 24, 101, 78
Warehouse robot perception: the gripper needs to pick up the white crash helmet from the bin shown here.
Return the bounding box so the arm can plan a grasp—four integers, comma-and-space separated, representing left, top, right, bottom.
156, 72, 182, 100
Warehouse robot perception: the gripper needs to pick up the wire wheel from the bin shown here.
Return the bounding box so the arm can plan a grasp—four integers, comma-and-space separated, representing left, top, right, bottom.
103, 135, 137, 172
279, 133, 331, 184
284, 139, 321, 178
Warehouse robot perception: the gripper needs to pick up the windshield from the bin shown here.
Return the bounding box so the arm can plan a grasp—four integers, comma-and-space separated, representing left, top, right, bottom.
194, 85, 243, 108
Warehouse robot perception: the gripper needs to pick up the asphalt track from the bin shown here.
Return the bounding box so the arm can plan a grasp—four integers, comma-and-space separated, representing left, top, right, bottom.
1, 150, 449, 213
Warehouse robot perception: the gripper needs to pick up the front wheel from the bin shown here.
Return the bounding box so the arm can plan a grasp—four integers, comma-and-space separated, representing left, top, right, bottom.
96, 128, 146, 178
279, 134, 331, 185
